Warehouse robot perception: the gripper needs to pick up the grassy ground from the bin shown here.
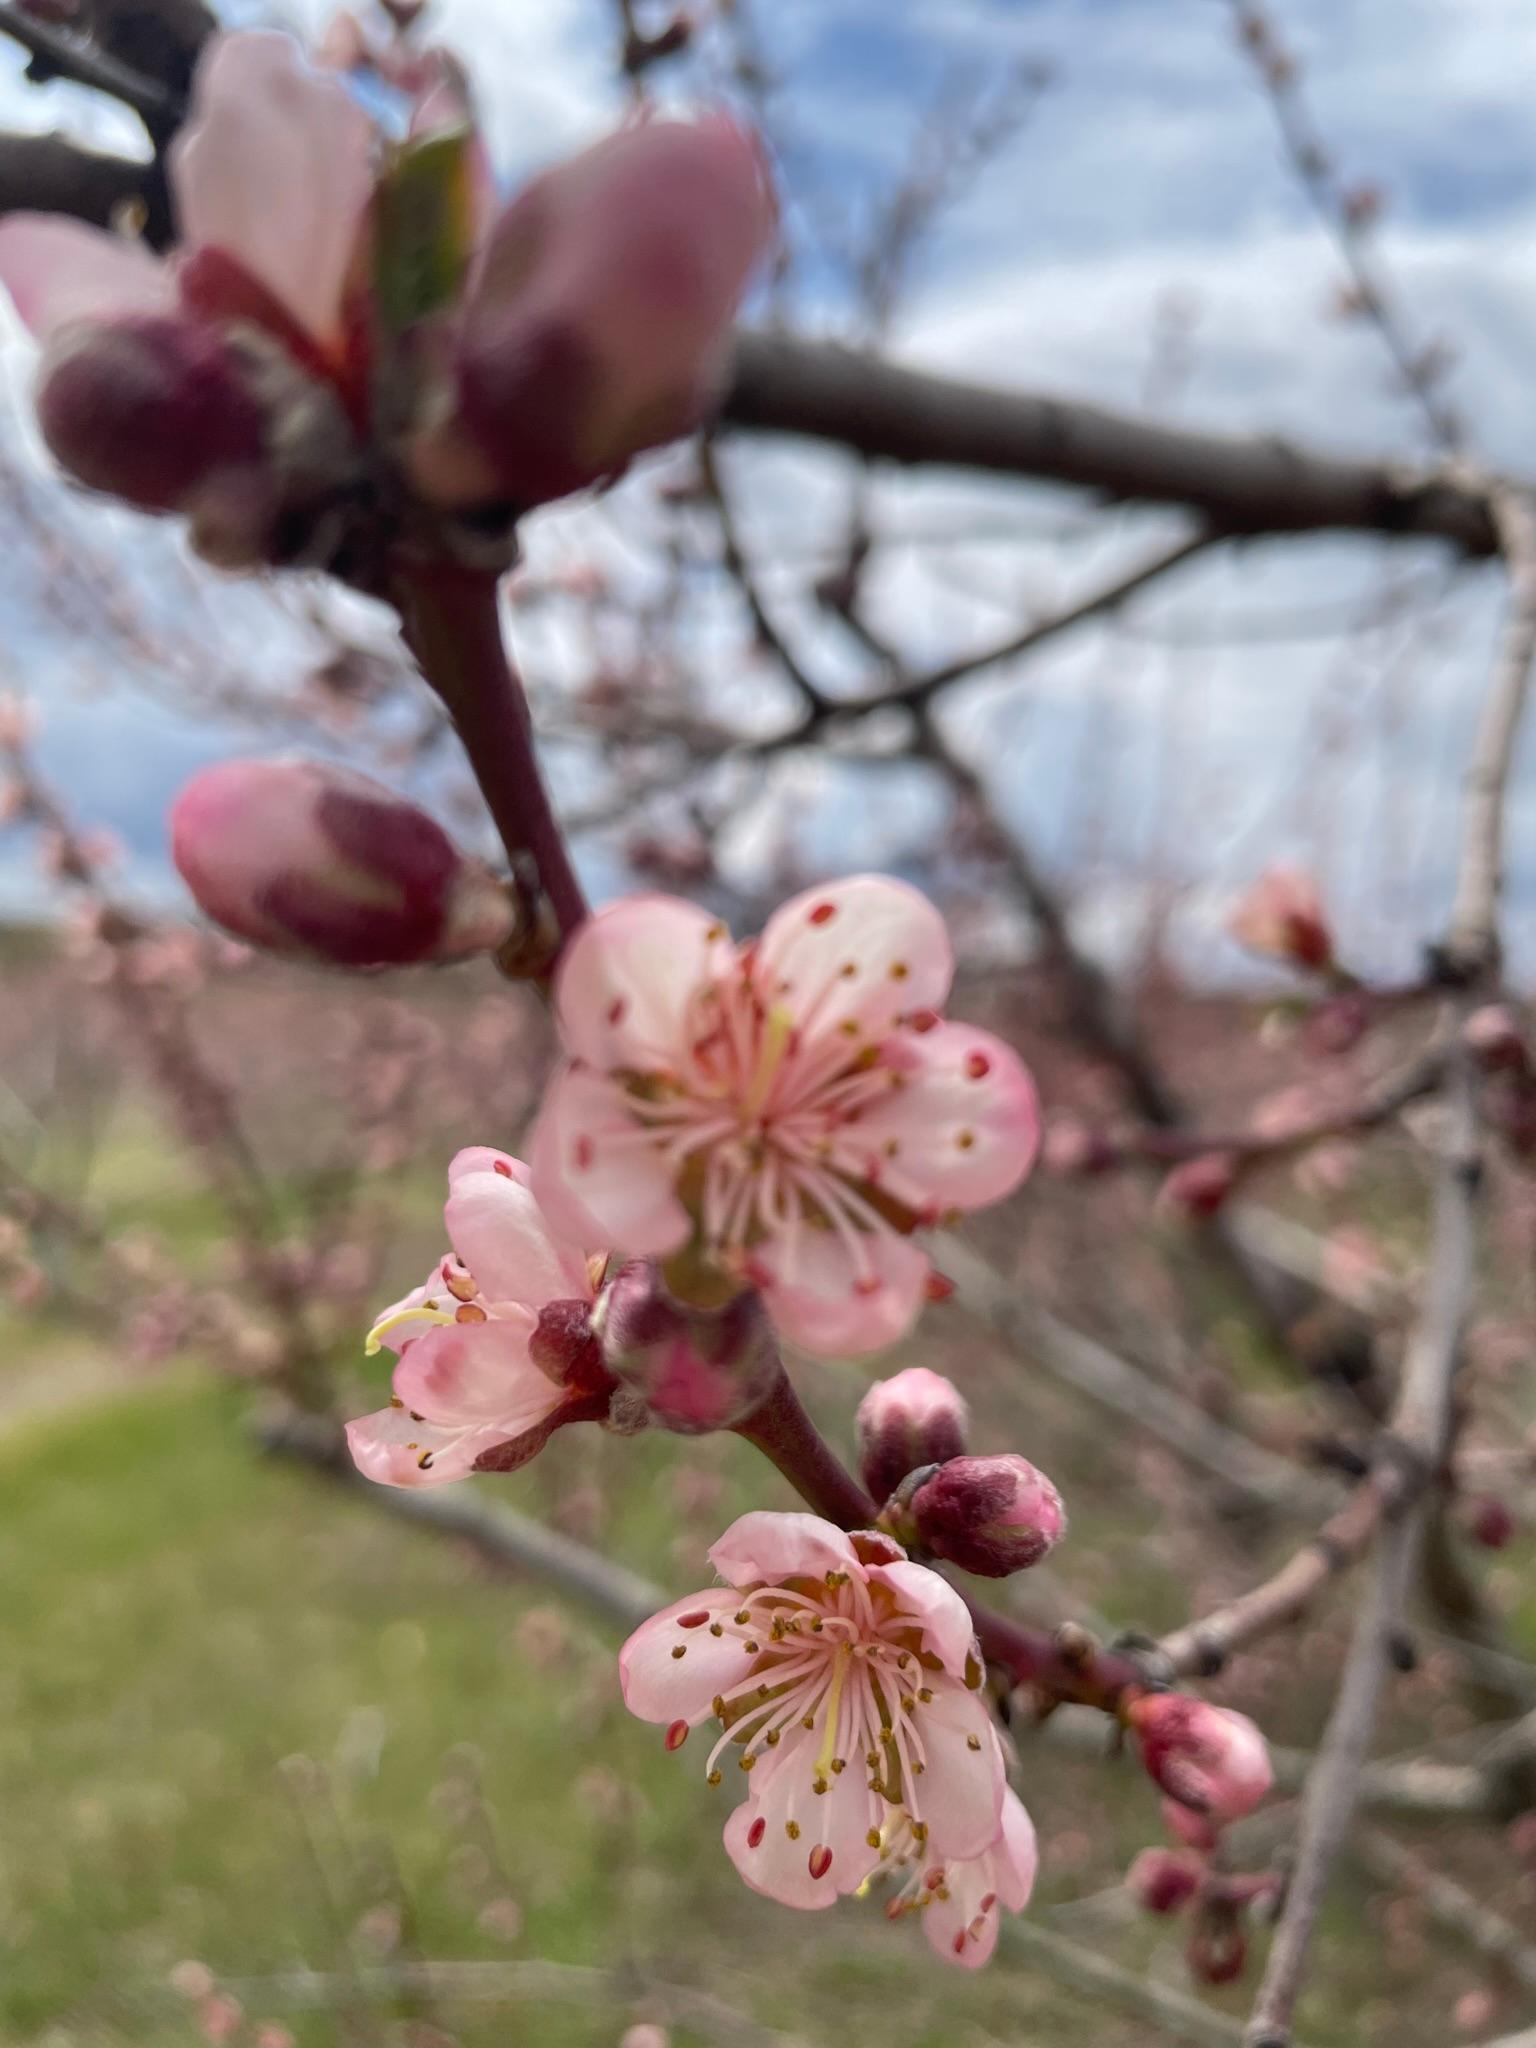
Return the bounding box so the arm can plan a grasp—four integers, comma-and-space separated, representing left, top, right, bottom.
0, 1356, 1514, 2048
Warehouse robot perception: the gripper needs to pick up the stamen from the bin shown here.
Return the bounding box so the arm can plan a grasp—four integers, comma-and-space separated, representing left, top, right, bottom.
665, 1721, 689, 1751
364, 1303, 454, 1355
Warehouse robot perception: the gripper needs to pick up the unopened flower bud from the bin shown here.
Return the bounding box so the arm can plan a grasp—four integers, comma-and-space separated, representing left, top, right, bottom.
1465, 1493, 1516, 1550
171, 757, 516, 968
1465, 1004, 1530, 1075
1127, 1694, 1273, 1825
1228, 867, 1334, 973
596, 1259, 779, 1433
1125, 1847, 1203, 1916
856, 1366, 970, 1506
36, 314, 267, 514
1186, 1900, 1248, 1986
907, 1453, 1065, 1578
412, 116, 775, 512
1157, 1152, 1238, 1221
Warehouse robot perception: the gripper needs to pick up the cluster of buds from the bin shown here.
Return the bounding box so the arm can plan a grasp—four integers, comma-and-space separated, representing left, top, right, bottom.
858, 1368, 1065, 1578
1122, 1691, 1277, 1985
0, 28, 775, 579
1126, 1847, 1279, 1985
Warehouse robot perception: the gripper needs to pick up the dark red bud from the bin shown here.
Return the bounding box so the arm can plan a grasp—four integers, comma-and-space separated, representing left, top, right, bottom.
908, 1453, 1065, 1578
597, 1259, 779, 1433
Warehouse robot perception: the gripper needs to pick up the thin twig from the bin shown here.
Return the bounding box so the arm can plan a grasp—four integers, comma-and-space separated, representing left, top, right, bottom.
0, 0, 182, 126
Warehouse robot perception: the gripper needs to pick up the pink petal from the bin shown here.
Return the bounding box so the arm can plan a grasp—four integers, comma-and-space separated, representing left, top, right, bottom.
723, 1759, 881, 1911
707, 1511, 859, 1589
445, 1155, 592, 1305
528, 1066, 691, 1258
910, 1682, 1006, 1860
866, 1559, 978, 1681
618, 1589, 752, 1725
448, 1146, 531, 1187
923, 1790, 1037, 1967
757, 1224, 930, 1360
170, 31, 376, 345
551, 893, 729, 1070
754, 876, 952, 1051
0, 216, 171, 341
856, 1022, 1040, 1211
344, 1406, 505, 1487
391, 1313, 556, 1428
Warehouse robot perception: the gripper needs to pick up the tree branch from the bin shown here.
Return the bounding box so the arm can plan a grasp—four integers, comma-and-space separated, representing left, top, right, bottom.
720, 333, 1505, 554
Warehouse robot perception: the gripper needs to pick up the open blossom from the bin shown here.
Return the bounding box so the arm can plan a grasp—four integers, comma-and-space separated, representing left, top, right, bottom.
346, 1148, 611, 1486
621, 1512, 1022, 1947
530, 878, 1040, 1358
1127, 1694, 1273, 1826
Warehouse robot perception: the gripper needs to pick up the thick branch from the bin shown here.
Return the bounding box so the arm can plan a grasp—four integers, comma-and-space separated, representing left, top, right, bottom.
721, 332, 1504, 554
0, 130, 153, 224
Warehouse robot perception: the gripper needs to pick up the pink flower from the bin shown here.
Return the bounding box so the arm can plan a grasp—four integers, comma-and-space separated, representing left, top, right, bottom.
878, 1786, 1037, 1967
1127, 1695, 1273, 1826
408, 116, 776, 513
345, 1148, 611, 1487
1228, 868, 1334, 972
1156, 1152, 1238, 1221
0, 33, 374, 550
620, 1512, 1010, 1916
530, 879, 1040, 1358
856, 1366, 970, 1507
908, 1454, 1066, 1578
171, 757, 516, 969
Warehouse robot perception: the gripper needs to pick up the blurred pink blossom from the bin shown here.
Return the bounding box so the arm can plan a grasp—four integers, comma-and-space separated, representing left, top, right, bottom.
530, 878, 1039, 1357
1228, 867, 1334, 973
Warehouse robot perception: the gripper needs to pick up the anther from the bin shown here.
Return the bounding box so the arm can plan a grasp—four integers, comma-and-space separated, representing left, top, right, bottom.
808, 1846, 833, 1880
786, 1820, 800, 1840
966, 1734, 982, 1751
678, 1610, 711, 1629
664, 1720, 689, 1752
747, 1817, 766, 1849
671, 1646, 687, 1660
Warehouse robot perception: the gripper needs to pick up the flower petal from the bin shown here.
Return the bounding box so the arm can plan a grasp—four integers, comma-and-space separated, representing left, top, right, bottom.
856, 1022, 1039, 1211
757, 1224, 930, 1360
528, 1065, 691, 1258
0, 216, 171, 341
867, 1559, 978, 1681
923, 1788, 1037, 1967
391, 1312, 556, 1428
618, 1589, 752, 1725
445, 1153, 592, 1304
754, 876, 953, 1051
909, 1681, 1006, 1860
344, 1406, 504, 1487
551, 893, 730, 1070
707, 1511, 859, 1589
170, 30, 376, 345
723, 1765, 881, 1911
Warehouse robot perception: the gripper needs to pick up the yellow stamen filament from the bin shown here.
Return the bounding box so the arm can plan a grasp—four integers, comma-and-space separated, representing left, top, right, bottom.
364, 1304, 456, 1356
739, 1004, 796, 1123
814, 1643, 852, 1784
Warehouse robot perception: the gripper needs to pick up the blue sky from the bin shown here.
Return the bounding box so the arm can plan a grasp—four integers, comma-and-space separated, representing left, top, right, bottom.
2, 0, 1535, 981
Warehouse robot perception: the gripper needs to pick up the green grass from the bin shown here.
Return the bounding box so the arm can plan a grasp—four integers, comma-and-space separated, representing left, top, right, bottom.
0, 1360, 1513, 2045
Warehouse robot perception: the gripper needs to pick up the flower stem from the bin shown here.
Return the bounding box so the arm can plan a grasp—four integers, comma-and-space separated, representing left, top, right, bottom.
731, 1367, 877, 1528
390, 562, 588, 948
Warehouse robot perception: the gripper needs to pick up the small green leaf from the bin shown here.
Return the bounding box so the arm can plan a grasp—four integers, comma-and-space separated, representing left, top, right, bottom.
374, 126, 477, 334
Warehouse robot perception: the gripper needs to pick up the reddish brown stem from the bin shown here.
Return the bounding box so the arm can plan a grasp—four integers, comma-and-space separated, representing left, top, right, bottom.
391, 562, 589, 947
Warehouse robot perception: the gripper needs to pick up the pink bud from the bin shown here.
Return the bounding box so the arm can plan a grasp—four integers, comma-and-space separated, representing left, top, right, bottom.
1157, 1152, 1238, 1221
1228, 867, 1334, 972
856, 1366, 970, 1506
35, 314, 267, 514
597, 1259, 779, 1433
1465, 1004, 1530, 1075
908, 1452, 1065, 1578
1125, 1846, 1204, 1916
1161, 1795, 1219, 1851
413, 116, 775, 511
1042, 1115, 1119, 1175
1186, 1901, 1248, 1986
1127, 1694, 1273, 1825
1465, 1494, 1516, 1550
171, 757, 516, 968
